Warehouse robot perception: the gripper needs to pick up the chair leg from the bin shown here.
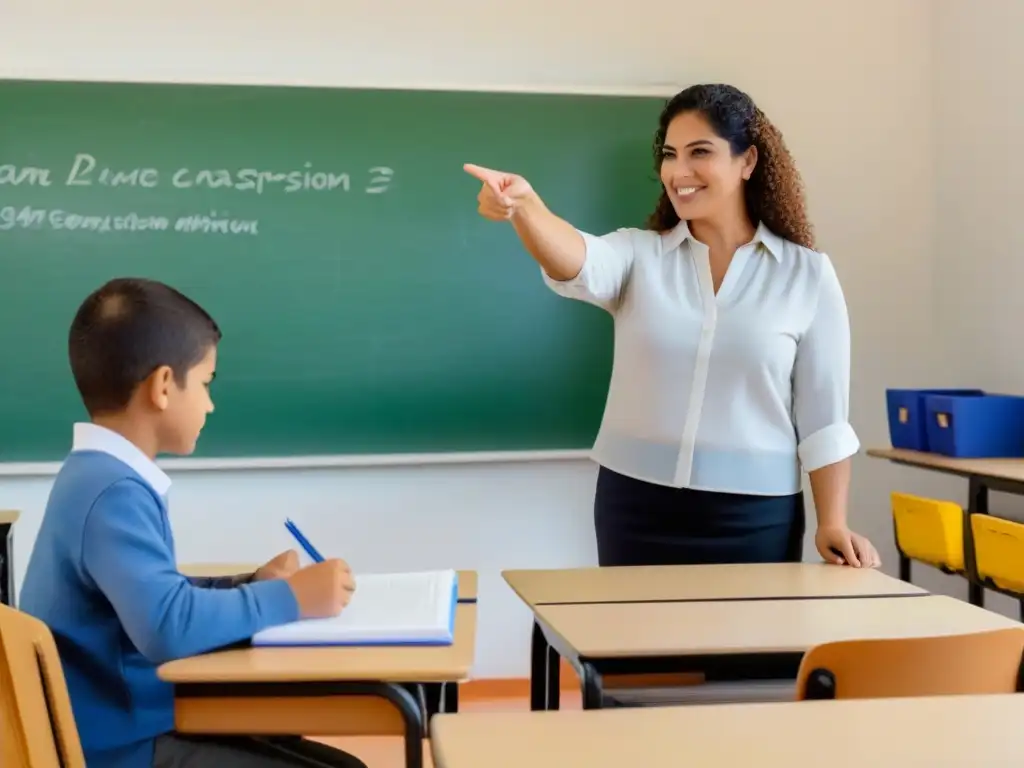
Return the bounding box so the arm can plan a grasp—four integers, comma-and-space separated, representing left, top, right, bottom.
899, 554, 911, 583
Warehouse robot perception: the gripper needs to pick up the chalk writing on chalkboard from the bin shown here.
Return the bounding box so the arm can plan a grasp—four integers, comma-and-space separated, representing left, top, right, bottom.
0, 206, 260, 236
0, 155, 395, 195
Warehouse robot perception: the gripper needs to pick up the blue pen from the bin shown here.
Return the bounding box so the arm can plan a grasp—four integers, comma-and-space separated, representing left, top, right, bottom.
284, 518, 325, 563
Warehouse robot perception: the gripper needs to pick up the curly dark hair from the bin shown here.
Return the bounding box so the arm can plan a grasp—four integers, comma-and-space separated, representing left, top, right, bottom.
645, 84, 815, 249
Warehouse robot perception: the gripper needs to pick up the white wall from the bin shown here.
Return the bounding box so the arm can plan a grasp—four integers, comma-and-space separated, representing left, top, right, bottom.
933, 0, 1024, 390
913, 0, 1024, 616
1, 0, 942, 677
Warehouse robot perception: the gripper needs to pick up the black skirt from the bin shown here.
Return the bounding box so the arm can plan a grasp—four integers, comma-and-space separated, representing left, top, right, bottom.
593, 465, 806, 567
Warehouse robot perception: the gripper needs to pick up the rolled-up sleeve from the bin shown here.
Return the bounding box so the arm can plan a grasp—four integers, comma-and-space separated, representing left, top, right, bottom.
541, 227, 635, 312
793, 254, 860, 472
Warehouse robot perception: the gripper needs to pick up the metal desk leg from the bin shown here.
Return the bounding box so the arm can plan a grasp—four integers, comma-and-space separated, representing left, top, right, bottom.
545, 642, 561, 710
529, 619, 562, 711
0, 522, 13, 608
375, 684, 425, 768
529, 619, 548, 711
580, 662, 604, 710
967, 478, 987, 608
441, 682, 458, 714
421, 683, 442, 719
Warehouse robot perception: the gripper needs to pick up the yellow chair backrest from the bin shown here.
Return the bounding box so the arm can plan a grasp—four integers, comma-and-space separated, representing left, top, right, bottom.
971, 514, 1024, 594
891, 491, 966, 571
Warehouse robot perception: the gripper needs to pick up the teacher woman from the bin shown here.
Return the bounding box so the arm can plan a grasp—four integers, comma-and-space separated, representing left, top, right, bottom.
465, 83, 880, 569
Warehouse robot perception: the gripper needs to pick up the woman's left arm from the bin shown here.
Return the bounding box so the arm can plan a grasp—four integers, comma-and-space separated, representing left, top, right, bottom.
793, 254, 880, 568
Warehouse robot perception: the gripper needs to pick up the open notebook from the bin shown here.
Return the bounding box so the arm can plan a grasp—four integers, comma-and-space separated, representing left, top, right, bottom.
251, 568, 459, 647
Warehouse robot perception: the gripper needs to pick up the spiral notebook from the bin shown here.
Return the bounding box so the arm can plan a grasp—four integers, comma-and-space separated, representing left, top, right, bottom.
251, 568, 459, 647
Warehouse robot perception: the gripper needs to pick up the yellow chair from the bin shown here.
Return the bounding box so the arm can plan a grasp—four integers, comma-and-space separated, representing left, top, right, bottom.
891, 492, 966, 579
796, 629, 1024, 700
972, 514, 1024, 593
0, 603, 86, 768
971, 514, 1024, 621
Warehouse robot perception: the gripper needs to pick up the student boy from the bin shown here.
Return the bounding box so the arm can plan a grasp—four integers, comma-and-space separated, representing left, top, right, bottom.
19, 278, 366, 768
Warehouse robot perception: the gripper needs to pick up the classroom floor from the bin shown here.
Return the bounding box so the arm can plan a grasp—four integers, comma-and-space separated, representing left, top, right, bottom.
315, 689, 582, 768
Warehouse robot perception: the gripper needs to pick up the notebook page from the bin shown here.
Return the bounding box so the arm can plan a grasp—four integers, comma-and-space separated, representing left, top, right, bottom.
251, 568, 456, 645
338, 571, 448, 629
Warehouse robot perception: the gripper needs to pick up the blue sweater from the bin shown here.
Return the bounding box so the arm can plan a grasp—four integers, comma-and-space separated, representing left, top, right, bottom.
19, 451, 301, 768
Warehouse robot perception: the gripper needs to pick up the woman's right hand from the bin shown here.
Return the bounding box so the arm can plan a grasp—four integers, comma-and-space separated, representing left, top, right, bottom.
463, 162, 587, 282
463, 164, 535, 220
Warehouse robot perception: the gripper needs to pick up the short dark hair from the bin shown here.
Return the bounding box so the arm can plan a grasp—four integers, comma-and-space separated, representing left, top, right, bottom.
68, 277, 222, 416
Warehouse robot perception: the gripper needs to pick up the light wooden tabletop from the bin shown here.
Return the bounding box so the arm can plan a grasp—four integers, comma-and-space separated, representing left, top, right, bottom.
158, 603, 477, 684
867, 447, 1024, 482
178, 562, 259, 577
431, 694, 1024, 767
535, 594, 1020, 658
177, 565, 479, 601
503, 562, 925, 605
0, 510, 20, 525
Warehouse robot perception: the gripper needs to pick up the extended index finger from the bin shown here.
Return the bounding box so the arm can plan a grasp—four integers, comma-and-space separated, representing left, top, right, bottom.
463, 163, 497, 181
463, 163, 504, 194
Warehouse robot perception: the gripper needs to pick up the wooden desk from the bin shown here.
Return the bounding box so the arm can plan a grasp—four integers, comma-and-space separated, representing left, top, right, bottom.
178, 564, 479, 603
158, 602, 476, 768
178, 562, 259, 578
0, 510, 20, 607
431, 694, 1024, 767
868, 446, 1024, 607
175, 565, 478, 721
534, 594, 1020, 708
867, 447, 1024, 485
505, 562, 926, 711
503, 562, 925, 606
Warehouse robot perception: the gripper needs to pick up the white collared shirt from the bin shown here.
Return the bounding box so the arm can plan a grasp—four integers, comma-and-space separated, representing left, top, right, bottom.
543, 220, 859, 495
72, 422, 172, 497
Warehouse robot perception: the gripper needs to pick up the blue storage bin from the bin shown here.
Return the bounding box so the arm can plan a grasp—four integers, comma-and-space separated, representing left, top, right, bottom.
924, 393, 1024, 458
886, 388, 984, 451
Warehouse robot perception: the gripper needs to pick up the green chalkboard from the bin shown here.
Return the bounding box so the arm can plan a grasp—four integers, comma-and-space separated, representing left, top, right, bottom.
0, 80, 665, 462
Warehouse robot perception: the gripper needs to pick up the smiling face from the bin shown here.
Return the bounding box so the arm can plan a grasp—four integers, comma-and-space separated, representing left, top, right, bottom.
658, 110, 758, 224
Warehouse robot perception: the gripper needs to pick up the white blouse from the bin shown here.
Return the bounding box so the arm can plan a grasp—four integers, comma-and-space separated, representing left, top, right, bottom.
543, 220, 859, 496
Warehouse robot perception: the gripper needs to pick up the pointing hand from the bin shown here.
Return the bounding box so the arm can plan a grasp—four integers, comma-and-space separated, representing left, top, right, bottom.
463, 164, 535, 221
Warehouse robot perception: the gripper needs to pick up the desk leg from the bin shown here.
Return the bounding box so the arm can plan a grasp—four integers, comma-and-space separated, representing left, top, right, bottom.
529, 619, 562, 711
418, 683, 441, 720
579, 662, 603, 710
0, 523, 13, 608
529, 620, 548, 711
545, 643, 561, 710
967, 478, 987, 608
346, 684, 425, 768
386, 684, 424, 768
441, 682, 458, 714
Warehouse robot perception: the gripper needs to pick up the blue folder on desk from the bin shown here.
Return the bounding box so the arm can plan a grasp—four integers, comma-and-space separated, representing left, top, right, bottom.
251, 569, 459, 647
